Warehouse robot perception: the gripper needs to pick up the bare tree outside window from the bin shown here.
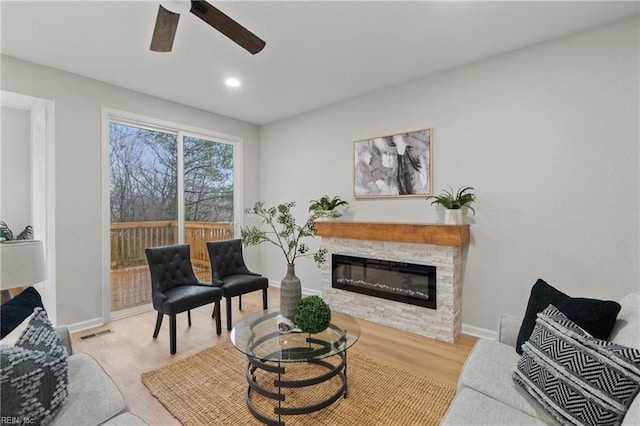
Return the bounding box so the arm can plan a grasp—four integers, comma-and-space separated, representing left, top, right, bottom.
109, 123, 178, 222
184, 136, 234, 222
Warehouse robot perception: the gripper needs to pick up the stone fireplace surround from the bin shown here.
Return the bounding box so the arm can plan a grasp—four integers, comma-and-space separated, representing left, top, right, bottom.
315, 222, 469, 343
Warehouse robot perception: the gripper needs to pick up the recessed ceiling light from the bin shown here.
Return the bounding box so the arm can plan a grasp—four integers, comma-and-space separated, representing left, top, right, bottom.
225, 78, 241, 88
161, 1, 191, 15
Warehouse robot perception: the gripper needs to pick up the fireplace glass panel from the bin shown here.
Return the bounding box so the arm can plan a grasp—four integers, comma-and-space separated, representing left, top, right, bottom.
332, 254, 436, 309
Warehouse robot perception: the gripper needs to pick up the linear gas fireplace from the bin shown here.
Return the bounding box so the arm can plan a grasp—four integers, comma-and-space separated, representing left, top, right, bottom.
318, 222, 469, 342
332, 254, 436, 309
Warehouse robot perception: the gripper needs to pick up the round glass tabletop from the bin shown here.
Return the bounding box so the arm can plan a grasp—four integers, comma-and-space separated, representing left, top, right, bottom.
230, 308, 360, 363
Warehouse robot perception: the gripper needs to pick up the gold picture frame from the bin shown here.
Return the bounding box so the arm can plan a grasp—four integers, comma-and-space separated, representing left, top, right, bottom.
354, 128, 432, 198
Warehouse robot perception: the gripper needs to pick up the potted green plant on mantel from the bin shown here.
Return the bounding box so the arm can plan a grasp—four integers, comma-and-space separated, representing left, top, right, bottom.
241, 201, 328, 319
308, 195, 349, 219
426, 186, 476, 225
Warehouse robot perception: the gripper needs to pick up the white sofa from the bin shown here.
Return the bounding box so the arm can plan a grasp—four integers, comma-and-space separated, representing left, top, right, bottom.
442, 293, 640, 425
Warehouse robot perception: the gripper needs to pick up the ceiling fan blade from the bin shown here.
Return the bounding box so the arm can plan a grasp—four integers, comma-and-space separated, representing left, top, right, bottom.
150, 4, 180, 52
190, 1, 266, 55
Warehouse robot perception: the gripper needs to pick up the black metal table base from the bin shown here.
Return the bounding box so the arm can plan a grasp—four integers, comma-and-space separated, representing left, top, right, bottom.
245, 350, 348, 426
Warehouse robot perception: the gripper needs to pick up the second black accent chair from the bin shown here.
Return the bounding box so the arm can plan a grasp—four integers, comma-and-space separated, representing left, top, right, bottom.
145, 244, 222, 354
207, 239, 269, 331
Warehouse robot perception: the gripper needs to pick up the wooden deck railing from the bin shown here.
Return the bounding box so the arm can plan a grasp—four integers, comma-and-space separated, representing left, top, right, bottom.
110, 221, 233, 268
111, 221, 177, 268
110, 221, 233, 311
184, 221, 234, 269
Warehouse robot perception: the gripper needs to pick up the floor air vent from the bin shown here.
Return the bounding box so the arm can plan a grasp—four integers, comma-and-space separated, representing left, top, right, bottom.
80, 329, 113, 340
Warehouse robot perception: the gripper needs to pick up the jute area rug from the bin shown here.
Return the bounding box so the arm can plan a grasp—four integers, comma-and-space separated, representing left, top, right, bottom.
141, 340, 455, 425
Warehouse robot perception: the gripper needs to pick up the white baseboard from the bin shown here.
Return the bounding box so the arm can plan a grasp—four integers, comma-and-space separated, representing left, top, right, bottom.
268, 279, 281, 288
302, 287, 322, 296
69, 314, 496, 341
269, 280, 322, 297
269, 280, 280, 288
66, 317, 105, 333
462, 324, 497, 340
67, 304, 154, 333
111, 303, 153, 320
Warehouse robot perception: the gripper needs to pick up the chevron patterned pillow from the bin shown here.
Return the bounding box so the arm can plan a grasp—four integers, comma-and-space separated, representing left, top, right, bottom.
513, 304, 640, 426
0, 308, 69, 425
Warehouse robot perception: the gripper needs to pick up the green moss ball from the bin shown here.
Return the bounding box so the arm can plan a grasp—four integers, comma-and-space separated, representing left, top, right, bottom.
294, 296, 332, 334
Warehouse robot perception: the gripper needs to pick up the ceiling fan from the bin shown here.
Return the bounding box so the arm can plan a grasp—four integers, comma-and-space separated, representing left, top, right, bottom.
150, 1, 266, 55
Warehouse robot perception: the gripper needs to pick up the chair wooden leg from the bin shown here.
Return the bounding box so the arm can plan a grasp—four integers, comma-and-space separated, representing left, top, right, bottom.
153, 312, 163, 339
214, 301, 222, 335
239, 294, 242, 311
188, 310, 192, 327
262, 288, 268, 310
226, 297, 232, 331
170, 314, 177, 355
211, 303, 216, 318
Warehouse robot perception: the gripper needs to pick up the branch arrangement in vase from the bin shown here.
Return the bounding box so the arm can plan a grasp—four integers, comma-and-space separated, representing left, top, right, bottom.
241, 201, 327, 267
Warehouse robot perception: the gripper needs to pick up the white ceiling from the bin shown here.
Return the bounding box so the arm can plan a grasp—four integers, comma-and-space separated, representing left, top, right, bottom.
1, 1, 638, 125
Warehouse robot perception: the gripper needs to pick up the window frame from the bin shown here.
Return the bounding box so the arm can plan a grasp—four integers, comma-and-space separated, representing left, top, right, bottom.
100, 107, 244, 321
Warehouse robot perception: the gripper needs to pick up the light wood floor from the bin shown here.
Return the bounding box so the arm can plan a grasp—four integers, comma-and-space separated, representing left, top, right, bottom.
73, 287, 477, 425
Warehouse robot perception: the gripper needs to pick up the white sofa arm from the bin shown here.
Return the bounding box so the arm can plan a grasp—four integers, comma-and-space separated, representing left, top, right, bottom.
498, 314, 521, 348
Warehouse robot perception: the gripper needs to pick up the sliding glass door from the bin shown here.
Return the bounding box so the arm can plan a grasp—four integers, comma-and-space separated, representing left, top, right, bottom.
107, 118, 238, 313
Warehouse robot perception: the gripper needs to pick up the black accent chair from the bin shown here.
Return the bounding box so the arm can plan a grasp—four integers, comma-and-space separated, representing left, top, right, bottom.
207, 239, 269, 331
145, 244, 222, 354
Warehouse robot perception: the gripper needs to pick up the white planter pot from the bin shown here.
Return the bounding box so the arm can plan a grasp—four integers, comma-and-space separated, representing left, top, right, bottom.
444, 209, 464, 225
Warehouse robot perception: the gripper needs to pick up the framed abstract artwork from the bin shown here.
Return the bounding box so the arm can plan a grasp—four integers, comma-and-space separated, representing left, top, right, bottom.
354, 128, 432, 198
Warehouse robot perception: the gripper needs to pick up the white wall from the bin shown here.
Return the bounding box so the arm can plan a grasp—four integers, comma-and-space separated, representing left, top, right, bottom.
0, 55, 261, 325
1, 106, 31, 231
258, 17, 640, 332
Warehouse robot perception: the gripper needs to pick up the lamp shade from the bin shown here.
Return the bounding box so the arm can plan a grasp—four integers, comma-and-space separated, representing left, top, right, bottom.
0, 240, 46, 291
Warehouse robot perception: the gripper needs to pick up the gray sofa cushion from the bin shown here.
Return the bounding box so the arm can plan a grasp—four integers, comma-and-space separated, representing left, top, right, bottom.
442, 387, 548, 426
101, 412, 147, 425
50, 353, 127, 426
54, 325, 74, 356
624, 396, 640, 425
458, 338, 559, 424
610, 293, 640, 350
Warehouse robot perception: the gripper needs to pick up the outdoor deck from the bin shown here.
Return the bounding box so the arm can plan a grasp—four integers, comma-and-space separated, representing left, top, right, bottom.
110, 221, 233, 311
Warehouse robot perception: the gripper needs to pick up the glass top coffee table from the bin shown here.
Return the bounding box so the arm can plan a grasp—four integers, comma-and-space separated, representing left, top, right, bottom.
230, 309, 360, 425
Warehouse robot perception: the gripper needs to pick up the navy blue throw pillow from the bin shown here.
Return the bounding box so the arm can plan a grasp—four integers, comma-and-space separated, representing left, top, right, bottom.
515, 279, 621, 354
0, 287, 44, 338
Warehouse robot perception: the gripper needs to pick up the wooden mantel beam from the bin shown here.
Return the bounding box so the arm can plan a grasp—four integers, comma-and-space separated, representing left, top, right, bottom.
314, 221, 470, 246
